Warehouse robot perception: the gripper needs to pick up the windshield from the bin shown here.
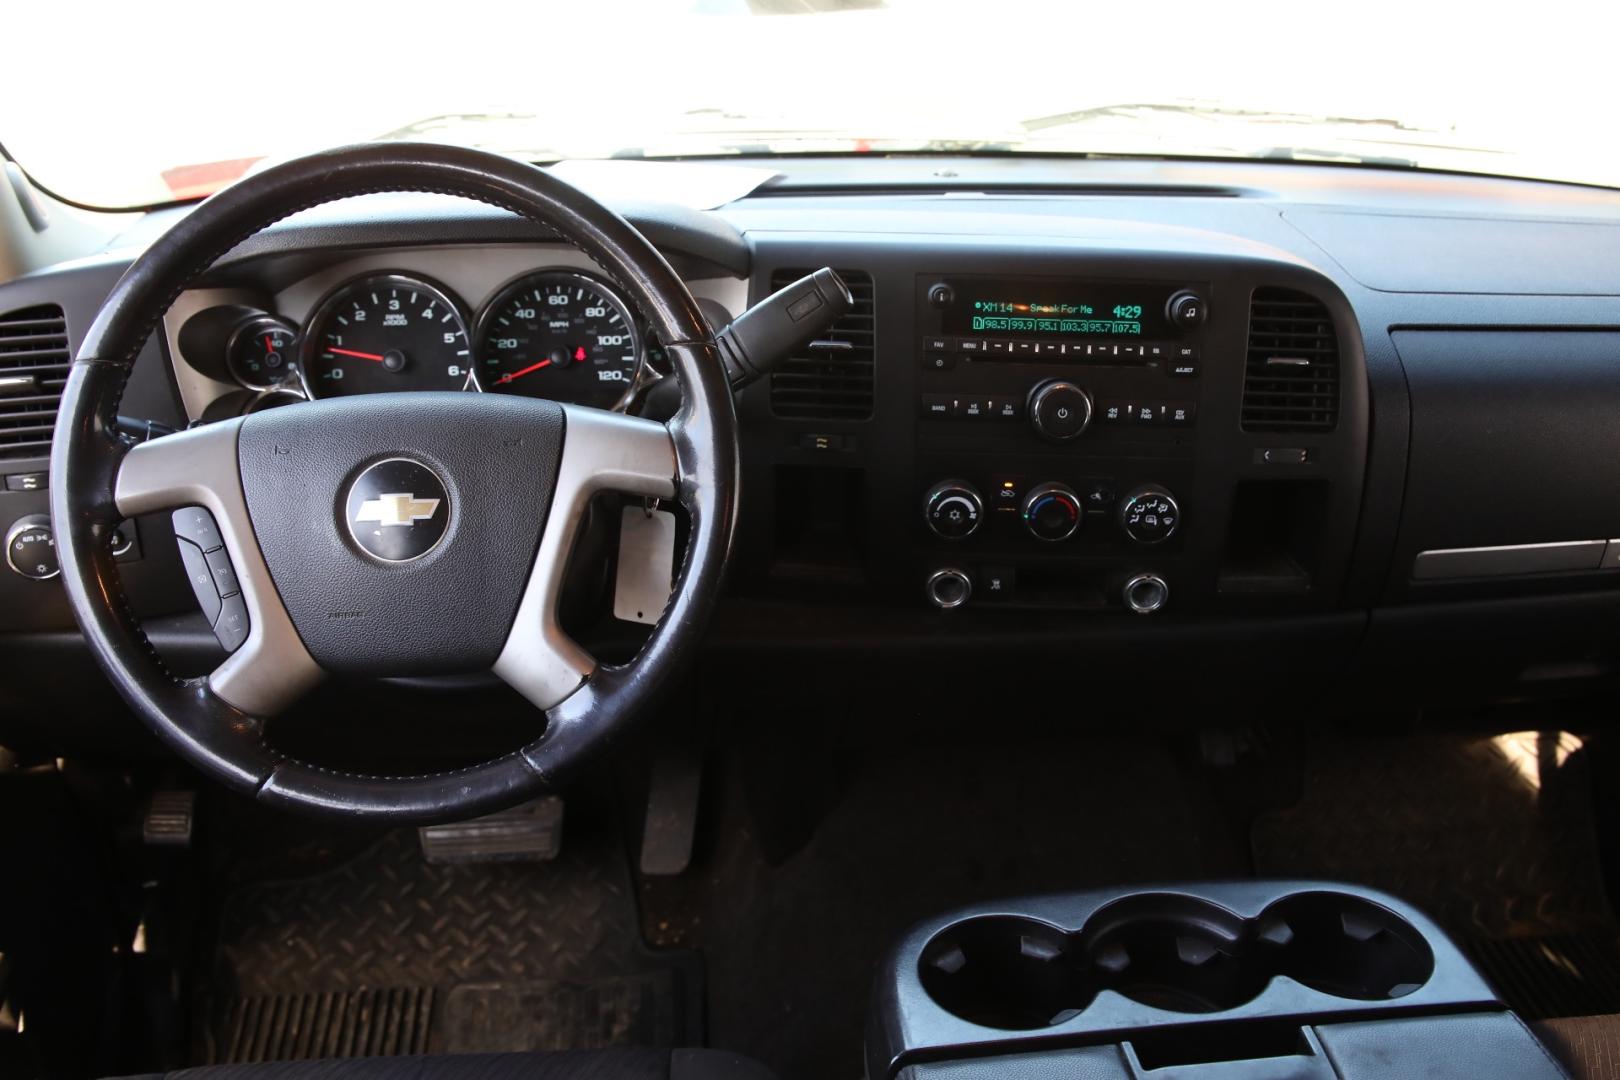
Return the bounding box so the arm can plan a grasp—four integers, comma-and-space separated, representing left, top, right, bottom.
6, 0, 1615, 209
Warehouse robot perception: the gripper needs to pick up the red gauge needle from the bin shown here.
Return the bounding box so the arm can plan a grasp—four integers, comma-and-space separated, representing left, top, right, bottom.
264, 335, 275, 352
326, 347, 385, 362
496, 358, 552, 384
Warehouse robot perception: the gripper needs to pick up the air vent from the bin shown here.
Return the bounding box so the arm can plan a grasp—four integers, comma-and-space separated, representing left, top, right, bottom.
0, 304, 70, 460
1241, 288, 1339, 433
768, 268, 874, 421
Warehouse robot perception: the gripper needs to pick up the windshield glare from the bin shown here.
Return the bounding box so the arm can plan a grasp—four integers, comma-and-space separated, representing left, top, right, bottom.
6, 0, 1615, 208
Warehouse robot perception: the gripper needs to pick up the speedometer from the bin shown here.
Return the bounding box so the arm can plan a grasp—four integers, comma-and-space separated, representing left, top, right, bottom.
300, 273, 477, 398
475, 271, 643, 409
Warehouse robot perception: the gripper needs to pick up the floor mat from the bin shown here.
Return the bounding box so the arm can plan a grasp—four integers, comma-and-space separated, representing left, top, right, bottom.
646, 737, 1251, 1080
1252, 732, 1620, 1018
196, 827, 699, 1065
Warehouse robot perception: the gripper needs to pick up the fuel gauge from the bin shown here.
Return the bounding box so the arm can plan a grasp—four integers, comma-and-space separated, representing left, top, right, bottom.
227, 315, 300, 390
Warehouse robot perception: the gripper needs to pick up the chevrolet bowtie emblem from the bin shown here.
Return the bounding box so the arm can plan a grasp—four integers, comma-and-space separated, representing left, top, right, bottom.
354, 492, 441, 528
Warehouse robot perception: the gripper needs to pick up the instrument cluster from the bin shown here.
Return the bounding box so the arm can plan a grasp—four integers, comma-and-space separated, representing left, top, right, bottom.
187, 266, 657, 415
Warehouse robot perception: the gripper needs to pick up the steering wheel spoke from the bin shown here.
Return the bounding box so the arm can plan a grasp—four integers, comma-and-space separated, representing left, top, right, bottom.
115, 419, 324, 715
493, 406, 678, 711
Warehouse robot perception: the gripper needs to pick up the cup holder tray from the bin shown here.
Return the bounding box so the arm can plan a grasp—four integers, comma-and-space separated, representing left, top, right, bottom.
870, 881, 1501, 1076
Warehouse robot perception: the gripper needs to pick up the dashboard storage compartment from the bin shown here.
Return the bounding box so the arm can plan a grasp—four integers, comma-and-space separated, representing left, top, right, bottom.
870, 882, 1552, 1080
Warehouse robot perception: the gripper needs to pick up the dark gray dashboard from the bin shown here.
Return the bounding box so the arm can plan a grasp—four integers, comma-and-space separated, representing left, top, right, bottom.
6, 155, 1620, 749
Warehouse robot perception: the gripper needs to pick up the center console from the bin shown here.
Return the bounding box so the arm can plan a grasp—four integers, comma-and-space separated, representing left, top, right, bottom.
914, 275, 1207, 612
867, 882, 1568, 1079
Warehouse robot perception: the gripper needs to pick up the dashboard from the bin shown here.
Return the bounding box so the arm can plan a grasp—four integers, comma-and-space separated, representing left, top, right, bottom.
5, 156, 1620, 753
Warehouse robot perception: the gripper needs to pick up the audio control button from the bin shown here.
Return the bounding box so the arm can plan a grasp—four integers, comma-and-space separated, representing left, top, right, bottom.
920, 395, 958, 419
1028, 380, 1093, 441
988, 396, 1024, 421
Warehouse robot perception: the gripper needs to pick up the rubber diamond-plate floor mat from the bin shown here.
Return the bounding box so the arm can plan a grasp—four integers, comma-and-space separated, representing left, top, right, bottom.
195, 829, 699, 1065
1253, 732, 1620, 1018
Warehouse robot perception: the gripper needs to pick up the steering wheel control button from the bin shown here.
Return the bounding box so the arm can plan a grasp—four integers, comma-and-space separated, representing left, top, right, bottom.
6, 515, 58, 580
214, 593, 250, 652
1124, 574, 1170, 614
1167, 290, 1208, 328
924, 480, 983, 540
176, 539, 223, 624
173, 506, 225, 552
344, 457, 449, 563
1027, 380, 1093, 441
204, 546, 241, 596
1120, 487, 1182, 544
926, 567, 972, 610
1022, 482, 1084, 542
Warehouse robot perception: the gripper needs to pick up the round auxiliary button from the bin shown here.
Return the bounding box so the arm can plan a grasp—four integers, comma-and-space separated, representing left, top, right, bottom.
923, 480, 984, 540
1124, 574, 1169, 614
926, 568, 972, 610
6, 515, 59, 580
1027, 380, 1093, 441
1022, 482, 1083, 542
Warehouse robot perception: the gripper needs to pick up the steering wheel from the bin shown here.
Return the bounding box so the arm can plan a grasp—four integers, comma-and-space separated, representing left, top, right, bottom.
48, 144, 737, 822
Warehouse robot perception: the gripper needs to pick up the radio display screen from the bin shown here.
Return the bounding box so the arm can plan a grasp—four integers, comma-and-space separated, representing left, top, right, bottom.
941, 279, 1175, 339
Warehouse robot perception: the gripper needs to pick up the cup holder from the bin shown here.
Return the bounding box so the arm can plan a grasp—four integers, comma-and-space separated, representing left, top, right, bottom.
1265, 892, 1435, 1001
917, 891, 1437, 1029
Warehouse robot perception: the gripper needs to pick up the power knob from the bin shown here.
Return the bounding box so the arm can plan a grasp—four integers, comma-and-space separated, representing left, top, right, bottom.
923, 480, 984, 540
1027, 380, 1093, 441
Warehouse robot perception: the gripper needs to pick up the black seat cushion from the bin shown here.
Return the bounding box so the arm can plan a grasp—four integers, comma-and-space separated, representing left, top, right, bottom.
113, 1049, 777, 1080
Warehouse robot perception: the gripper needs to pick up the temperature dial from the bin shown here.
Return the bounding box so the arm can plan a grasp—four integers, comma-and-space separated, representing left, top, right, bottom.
1022, 482, 1083, 542
924, 480, 984, 540
1119, 487, 1181, 544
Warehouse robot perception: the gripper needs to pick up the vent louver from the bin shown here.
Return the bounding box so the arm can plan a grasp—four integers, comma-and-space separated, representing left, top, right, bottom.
1241, 288, 1339, 433
768, 268, 874, 421
0, 304, 69, 460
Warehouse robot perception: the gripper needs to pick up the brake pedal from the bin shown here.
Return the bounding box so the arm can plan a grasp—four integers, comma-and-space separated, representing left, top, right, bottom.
419, 795, 563, 864
143, 790, 196, 847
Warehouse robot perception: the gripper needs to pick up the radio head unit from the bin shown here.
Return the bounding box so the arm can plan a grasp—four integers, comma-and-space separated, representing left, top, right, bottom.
932, 277, 1201, 342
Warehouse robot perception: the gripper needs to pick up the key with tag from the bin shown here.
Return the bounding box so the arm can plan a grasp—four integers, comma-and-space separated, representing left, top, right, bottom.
614, 504, 677, 625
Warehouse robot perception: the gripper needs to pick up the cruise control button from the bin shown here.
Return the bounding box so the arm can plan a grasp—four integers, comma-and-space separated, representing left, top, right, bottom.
172, 507, 225, 553
176, 538, 222, 623
204, 546, 241, 597
214, 593, 250, 653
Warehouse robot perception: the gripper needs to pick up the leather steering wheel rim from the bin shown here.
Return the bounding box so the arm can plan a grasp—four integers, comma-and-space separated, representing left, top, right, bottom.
49, 143, 737, 822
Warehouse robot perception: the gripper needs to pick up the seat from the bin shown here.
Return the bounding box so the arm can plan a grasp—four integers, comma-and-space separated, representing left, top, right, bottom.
113, 1049, 778, 1080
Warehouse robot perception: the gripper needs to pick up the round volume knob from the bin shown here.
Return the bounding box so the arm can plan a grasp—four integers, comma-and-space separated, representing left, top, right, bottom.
6, 514, 59, 580
1119, 486, 1181, 544
923, 480, 983, 540
1022, 482, 1083, 542
1027, 380, 1093, 441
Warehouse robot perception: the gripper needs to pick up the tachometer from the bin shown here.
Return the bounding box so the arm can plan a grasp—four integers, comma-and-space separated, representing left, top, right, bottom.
300, 273, 477, 398
476, 271, 642, 409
